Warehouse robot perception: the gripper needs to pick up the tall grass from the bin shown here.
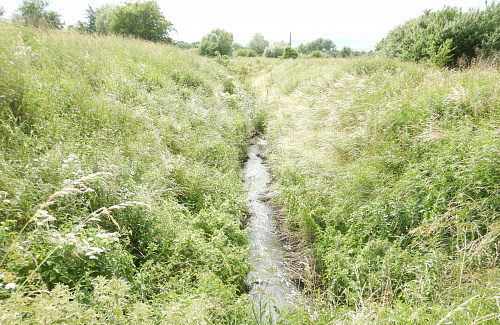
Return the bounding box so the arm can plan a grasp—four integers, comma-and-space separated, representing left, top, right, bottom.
244, 56, 500, 323
0, 22, 264, 323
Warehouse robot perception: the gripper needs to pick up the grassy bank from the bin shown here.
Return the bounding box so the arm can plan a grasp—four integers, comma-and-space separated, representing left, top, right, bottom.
240, 56, 500, 323
0, 22, 266, 323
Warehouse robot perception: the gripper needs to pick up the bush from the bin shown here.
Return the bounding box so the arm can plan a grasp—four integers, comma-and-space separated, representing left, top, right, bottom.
234, 49, 248, 57
281, 46, 298, 59
376, 4, 500, 66
311, 50, 323, 58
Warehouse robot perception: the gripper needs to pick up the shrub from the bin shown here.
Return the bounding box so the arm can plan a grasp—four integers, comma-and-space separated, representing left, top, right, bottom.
281, 46, 298, 59
376, 4, 500, 66
234, 49, 248, 57
311, 50, 323, 58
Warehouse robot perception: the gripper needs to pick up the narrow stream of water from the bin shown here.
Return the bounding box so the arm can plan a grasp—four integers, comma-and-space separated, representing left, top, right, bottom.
244, 137, 297, 320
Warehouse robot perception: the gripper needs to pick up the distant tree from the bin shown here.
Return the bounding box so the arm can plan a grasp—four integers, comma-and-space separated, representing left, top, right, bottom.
0, 7, 5, 17
76, 6, 96, 33
18, 0, 63, 29
75, 4, 116, 35
339, 46, 353, 58
94, 4, 115, 35
281, 46, 298, 59
263, 42, 287, 58
199, 29, 233, 57
298, 38, 337, 54
248, 33, 269, 56
176, 41, 199, 50
232, 43, 244, 51
109, 1, 174, 42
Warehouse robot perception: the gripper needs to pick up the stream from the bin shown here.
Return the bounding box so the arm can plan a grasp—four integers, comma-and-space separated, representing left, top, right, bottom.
244, 137, 298, 320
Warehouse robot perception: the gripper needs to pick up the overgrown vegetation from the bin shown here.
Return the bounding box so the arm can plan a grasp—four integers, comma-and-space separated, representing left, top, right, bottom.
241, 55, 500, 323
0, 22, 266, 323
377, 3, 500, 66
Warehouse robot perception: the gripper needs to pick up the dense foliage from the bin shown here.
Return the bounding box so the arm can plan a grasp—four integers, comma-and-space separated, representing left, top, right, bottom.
76, 1, 173, 43
281, 46, 299, 59
79, 4, 115, 35
0, 22, 266, 323
263, 42, 287, 58
248, 33, 270, 56
297, 38, 337, 55
234, 48, 258, 57
199, 28, 234, 57
16, 0, 63, 29
377, 4, 500, 66
109, 1, 174, 43
239, 55, 500, 323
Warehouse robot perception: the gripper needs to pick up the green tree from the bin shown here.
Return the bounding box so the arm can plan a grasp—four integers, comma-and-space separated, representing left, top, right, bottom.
339, 46, 353, 58
298, 38, 337, 54
76, 4, 115, 35
248, 33, 269, 56
281, 46, 298, 59
18, 0, 63, 29
109, 1, 174, 42
263, 42, 287, 58
199, 29, 234, 57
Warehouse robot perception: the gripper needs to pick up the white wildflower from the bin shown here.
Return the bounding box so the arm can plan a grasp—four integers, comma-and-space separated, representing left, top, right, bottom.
5, 283, 17, 290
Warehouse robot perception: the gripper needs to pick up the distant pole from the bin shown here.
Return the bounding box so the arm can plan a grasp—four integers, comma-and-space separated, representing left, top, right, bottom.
289, 32, 292, 47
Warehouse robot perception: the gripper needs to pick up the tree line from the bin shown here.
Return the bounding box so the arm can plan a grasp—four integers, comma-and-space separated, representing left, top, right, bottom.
5, 1, 364, 60
11, 0, 499, 63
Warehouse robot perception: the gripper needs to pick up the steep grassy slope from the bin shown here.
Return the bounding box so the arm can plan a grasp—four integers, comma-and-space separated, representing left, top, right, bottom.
0, 23, 265, 323
240, 57, 500, 323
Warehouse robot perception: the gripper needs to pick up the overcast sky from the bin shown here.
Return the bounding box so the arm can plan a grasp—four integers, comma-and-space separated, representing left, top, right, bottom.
2, 0, 489, 51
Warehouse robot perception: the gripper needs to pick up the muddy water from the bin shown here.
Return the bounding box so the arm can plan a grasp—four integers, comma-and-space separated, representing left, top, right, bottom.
244, 137, 297, 319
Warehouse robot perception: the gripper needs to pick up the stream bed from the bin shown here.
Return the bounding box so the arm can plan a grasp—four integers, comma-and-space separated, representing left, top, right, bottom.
244, 137, 298, 320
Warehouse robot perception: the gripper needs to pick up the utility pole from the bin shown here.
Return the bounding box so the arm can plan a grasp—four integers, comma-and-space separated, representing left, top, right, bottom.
289, 32, 292, 47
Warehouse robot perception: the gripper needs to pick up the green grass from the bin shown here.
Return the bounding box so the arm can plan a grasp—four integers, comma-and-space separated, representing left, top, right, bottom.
2, 22, 500, 323
0, 22, 266, 323
241, 56, 500, 323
